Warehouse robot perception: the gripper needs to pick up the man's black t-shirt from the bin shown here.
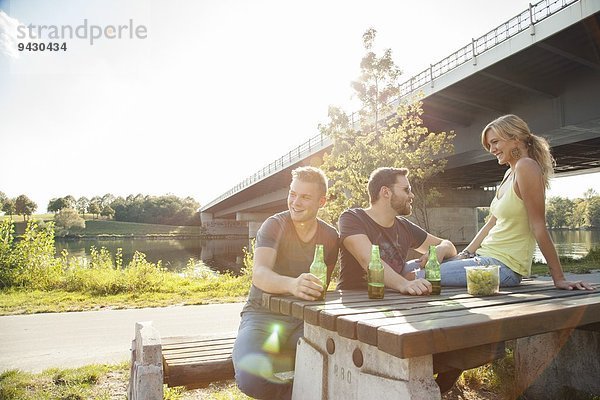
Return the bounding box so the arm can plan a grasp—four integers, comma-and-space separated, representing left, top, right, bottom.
337, 208, 427, 289
242, 211, 339, 313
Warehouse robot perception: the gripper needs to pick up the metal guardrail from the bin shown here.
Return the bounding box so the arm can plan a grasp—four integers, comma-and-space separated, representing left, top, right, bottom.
203, 133, 331, 208
202, 0, 579, 211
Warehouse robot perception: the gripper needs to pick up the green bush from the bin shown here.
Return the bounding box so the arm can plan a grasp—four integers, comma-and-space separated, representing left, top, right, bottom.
0, 219, 62, 289
0, 219, 253, 299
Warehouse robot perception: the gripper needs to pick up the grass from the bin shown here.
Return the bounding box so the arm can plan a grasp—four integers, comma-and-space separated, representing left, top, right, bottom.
4, 350, 598, 400
0, 288, 248, 315
0, 361, 252, 400
531, 247, 600, 276
2, 214, 204, 237
0, 362, 130, 400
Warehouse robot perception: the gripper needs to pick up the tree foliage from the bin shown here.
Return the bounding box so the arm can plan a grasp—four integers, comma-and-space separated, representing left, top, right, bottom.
588, 196, 600, 228
88, 201, 101, 219
54, 208, 86, 232
546, 196, 574, 228
76, 197, 89, 216
14, 194, 37, 221
37, 192, 200, 226
2, 198, 16, 218
320, 28, 455, 228
111, 194, 200, 226
544, 192, 600, 229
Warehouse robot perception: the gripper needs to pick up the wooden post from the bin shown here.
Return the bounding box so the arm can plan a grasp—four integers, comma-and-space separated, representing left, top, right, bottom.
127, 321, 164, 400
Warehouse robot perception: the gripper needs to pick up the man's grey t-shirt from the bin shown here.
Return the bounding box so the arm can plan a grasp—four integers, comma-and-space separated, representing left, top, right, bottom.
242, 211, 339, 313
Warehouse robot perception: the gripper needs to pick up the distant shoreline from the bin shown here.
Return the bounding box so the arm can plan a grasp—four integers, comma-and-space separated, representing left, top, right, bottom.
53, 233, 247, 240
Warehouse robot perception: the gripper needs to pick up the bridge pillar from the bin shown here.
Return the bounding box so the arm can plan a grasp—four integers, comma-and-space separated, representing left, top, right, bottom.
237, 212, 273, 238
423, 207, 478, 245
436, 188, 495, 208
248, 222, 263, 239
200, 212, 214, 224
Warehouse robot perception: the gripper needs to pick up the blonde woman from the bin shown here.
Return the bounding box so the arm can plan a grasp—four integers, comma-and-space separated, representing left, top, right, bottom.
441, 114, 594, 290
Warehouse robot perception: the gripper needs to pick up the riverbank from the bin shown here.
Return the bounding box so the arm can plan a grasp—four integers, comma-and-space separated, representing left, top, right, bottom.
4, 215, 218, 238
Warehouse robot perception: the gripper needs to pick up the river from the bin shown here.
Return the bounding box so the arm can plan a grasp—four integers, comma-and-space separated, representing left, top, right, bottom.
54, 237, 251, 274
55, 230, 599, 273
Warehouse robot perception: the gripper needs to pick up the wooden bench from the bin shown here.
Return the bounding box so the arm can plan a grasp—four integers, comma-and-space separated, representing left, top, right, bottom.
127, 322, 295, 399
127, 322, 237, 399
161, 333, 236, 389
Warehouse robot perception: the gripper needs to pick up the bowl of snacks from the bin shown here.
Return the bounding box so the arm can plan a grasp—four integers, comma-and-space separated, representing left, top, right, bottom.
464, 265, 499, 296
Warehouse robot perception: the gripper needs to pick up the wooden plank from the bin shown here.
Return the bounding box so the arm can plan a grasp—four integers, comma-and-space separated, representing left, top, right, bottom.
315, 291, 469, 331
164, 348, 233, 361
344, 289, 590, 343
298, 282, 556, 328
377, 292, 600, 359
164, 359, 234, 388
301, 289, 466, 326
291, 291, 368, 320
302, 284, 562, 338
162, 334, 236, 346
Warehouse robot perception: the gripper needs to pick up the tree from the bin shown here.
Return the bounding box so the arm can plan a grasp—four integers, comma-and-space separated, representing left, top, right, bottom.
47, 197, 70, 213
320, 28, 455, 229
2, 198, 15, 219
15, 195, 37, 221
54, 208, 85, 232
545, 196, 573, 228
570, 198, 587, 228
63, 195, 76, 209
587, 196, 600, 228
88, 202, 101, 219
76, 197, 89, 216
101, 193, 115, 208
101, 204, 115, 220
0, 191, 7, 209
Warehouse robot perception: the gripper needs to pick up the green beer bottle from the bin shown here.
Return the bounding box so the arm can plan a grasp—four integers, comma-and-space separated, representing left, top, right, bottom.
309, 244, 327, 301
425, 245, 442, 295
368, 244, 385, 299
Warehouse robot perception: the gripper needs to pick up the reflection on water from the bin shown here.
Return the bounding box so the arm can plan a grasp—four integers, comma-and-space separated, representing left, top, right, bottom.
55, 237, 251, 274
534, 230, 600, 262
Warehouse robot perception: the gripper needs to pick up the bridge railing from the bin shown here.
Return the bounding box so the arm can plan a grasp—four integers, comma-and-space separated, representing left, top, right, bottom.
203, 133, 331, 209
394, 0, 578, 104
202, 0, 579, 211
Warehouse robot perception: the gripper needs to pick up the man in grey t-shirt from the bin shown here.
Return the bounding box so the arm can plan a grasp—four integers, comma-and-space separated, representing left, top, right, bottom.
233, 167, 339, 400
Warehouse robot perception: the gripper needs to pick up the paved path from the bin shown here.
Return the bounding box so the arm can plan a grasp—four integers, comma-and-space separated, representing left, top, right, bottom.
0, 302, 244, 373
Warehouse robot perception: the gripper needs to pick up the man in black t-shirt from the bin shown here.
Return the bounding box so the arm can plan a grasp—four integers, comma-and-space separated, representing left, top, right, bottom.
233, 166, 339, 400
338, 167, 461, 393
338, 167, 457, 295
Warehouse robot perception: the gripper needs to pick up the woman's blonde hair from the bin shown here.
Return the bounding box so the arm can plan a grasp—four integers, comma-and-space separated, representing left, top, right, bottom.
481, 114, 555, 188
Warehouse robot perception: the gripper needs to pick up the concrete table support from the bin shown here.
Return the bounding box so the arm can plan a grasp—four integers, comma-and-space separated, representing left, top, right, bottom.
292, 323, 440, 400
515, 325, 600, 399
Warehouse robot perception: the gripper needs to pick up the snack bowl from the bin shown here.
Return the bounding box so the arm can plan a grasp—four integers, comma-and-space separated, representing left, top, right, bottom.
465, 265, 499, 296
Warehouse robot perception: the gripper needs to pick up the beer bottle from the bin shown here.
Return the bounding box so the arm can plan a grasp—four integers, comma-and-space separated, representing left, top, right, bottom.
368, 244, 385, 299
425, 245, 442, 295
309, 244, 327, 301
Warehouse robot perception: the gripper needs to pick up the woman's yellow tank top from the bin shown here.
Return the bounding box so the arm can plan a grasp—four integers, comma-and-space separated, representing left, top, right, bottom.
477, 172, 536, 276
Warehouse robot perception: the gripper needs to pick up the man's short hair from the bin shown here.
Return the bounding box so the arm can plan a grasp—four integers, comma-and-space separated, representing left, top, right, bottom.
291, 166, 328, 196
368, 167, 409, 203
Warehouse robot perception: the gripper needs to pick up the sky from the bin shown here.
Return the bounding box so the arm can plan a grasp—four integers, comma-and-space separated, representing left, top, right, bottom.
1, 0, 599, 213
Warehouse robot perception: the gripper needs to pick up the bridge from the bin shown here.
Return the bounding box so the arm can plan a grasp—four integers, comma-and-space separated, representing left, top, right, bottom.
201, 0, 600, 240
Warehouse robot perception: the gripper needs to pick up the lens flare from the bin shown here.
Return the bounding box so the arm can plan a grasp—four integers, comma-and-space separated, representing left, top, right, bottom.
262, 323, 281, 354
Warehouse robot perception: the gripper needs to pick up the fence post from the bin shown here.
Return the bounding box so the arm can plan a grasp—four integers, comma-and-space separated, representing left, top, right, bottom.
529, 3, 536, 35
430, 64, 434, 88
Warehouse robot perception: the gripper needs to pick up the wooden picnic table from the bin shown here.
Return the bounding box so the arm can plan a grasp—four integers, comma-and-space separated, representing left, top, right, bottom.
262, 279, 600, 399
